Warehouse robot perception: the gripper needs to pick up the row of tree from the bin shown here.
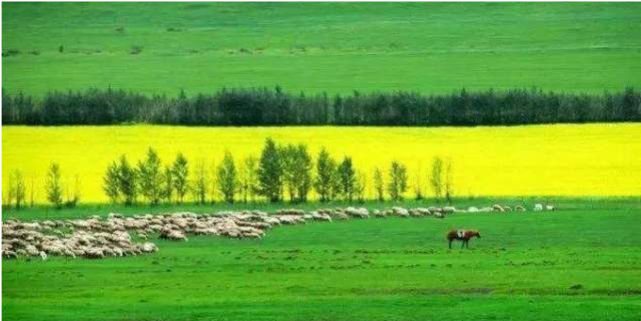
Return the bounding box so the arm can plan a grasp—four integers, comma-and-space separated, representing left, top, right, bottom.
3, 138, 456, 210
98, 139, 454, 207
4, 164, 80, 210
3, 87, 640, 126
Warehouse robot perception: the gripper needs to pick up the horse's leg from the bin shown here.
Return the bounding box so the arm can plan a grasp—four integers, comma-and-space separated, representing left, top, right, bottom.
449, 240, 452, 249
461, 240, 465, 249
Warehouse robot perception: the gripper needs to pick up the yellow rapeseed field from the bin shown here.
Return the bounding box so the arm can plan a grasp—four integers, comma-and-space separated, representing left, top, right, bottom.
2, 124, 640, 203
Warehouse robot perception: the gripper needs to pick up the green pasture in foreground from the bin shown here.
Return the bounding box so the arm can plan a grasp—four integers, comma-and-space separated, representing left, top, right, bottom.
3, 198, 641, 321
3, 2, 641, 95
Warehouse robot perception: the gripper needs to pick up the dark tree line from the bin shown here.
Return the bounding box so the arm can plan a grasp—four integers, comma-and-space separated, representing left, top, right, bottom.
3, 87, 640, 126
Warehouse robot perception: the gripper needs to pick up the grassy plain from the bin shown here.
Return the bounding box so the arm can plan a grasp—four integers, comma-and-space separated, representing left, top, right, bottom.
3, 199, 641, 321
3, 2, 641, 96
3, 123, 641, 203
3, 3, 641, 321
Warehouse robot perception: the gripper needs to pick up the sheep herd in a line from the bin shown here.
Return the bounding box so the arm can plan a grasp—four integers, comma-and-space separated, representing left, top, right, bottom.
2, 203, 555, 260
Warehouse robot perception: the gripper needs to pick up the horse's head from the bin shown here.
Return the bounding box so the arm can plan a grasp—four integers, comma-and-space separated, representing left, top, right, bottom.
472, 231, 481, 238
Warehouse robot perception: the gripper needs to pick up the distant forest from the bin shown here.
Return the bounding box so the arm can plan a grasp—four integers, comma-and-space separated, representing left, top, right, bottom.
2, 87, 640, 126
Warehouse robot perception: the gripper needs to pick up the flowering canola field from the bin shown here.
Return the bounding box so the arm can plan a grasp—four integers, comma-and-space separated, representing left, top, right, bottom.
3, 124, 640, 203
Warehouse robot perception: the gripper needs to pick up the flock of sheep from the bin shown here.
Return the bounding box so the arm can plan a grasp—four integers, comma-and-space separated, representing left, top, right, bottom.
2, 203, 555, 260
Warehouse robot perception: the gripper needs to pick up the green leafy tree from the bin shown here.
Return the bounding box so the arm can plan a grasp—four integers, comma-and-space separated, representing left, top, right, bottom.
444, 159, 454, 204
191, 159, 208, 204
430, 156, 444, 201
103, 161, 120, 203
239, 156, 259, 203
5, 174, 15, 210
6, 171, 15, 210
65, 175, 80, 208
281, 144, 298, 201
622, 86, 640, 120
45, 163, 63, 209
0, 190, 6, 209
337, 157, 356, 201
373, 167, 384, 202
257, 138, 283, 202
354, 171, 367, 203
314, 148, 337, 202
3, 87, 640, 126
29, 177, 36, 208
162, 165, 174, 203
117, 155, 138, 205
172, 153, 189, 203
282, 143, 313, 202
294, 144, 313, 202
414, 165, 424, 200
9, 170, 26, 210
2, 175, 13, 210
217, 151, 238, 203
137, 148, 163, 205
387, 161, 408, 201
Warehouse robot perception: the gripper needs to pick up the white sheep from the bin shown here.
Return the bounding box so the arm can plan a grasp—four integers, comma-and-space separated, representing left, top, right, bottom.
392, 207, 409, 217
443, 206, 457, 214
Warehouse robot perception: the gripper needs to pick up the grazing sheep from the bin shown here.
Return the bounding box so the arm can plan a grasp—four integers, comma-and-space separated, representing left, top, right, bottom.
139, 242, 158, 253
534, 204, 544, 211
108, 213, 124, 219
25, 244, 40, 256
443, 206, 456, 214
277, 215, 306, 225
277, 209, 306, 216
334, 212, 350, 220
2, 202, 559, 261
372, 209, 387, 218
345, 207, 370, 218
263, 216, 281, 226
21, 222, 42, 230
41, 220, 56, 228
3, 250, 17, 259
311, 212, 333, 222
3, 243, 17, 258
111, 247, 123, 257
84, 248, 105, 259
392, 207, 410, 217
160, 229, 188, 241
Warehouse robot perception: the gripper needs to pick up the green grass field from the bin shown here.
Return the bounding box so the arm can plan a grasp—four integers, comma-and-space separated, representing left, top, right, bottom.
3, 3, 641, 320
3, 198, 641, 321
3, 2, 641, 96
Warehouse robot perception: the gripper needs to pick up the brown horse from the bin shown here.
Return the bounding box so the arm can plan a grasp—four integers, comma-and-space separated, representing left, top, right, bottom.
447, 229, 481, 249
